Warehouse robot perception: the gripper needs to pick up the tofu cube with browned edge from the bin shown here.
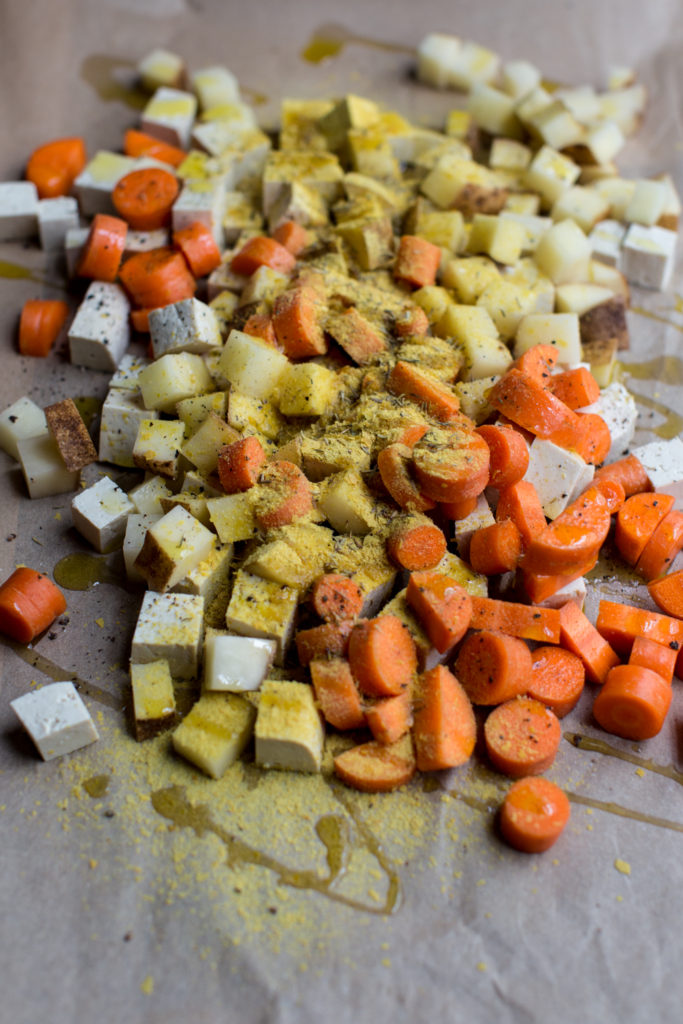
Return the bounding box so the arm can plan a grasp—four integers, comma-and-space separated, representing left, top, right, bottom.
172, 692, 256, 778
99, 389, 157, 468
11, 682, 98, 760
225, 570, 298, 664
123, 513, 162, 583
130, 660, 177, 740
134, 505, 215, 591
68, 281, 131, 371
71, 475, 135, 552
149, 298, 222, 358
131, 591, 204, 678
255, 680, 324, 772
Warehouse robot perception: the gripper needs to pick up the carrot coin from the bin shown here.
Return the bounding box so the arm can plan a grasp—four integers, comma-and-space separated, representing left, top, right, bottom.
333, 735, 416, 792
348, 615, 418, 698
593, 664, 672, 740
406, 572, 472, 654
311, 574, 364, 624
484, 696, 562, 777
412, 665, 476, 771
411, 424, 490, 503
528, 646, 585, 718
112, 167, 180, 230
455, 629, 532, 706
377, 443, 435, 513
500, 777, 571, 853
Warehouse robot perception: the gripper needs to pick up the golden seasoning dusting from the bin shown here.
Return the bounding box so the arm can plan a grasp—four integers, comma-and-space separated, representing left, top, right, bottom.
614, 858, 631, 876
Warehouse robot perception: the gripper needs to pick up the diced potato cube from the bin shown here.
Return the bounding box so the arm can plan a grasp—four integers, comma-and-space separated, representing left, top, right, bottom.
524, 146, 580, 208
514, 313, 582, 364
207, 492, 257, 543
132, 418, 186, 478
130, 660, 177, 741
476, 279, 538, 340
139, 353, 213, 412
255, 680, 324, 773
466, 214, 525, 265
318, 468, 378, 535
218, 328, 289, 400
277, 363, 337, 417
453, 375, 499, 424
176, 391, 228, 435
17, 435, 80, 498
172, 692, 256, 778
533, 219, 591, 284
181, 412, 238, 476
0, 397, 48, 460
441, 256, 500, 304
243, 539, 310, 588
134, 505, 216, 591
225, 570, 299, 663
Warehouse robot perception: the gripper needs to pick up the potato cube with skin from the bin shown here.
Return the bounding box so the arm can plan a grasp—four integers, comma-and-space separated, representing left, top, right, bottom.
441, 256, 500, 304
318, 469, 378, 536
134, 505, 216, 592
10, 682, 98, 761
466, 214, 525, 265
17, 435, 80, 498
138, 352, 213, 412
149, 298, 222, 358
129, 475, 172, 515
173, 542, 233, 604
133, 418, 186, 478
218, 329, 289, 401
140, 86, 197, 149
207, 492, 257, 543
130, 660, 177, 741
37, 196, 79, 251
534, 219, 591, 285
243, 539, 310, 588
0, 182, 38, 240
255, 680, 324, 773
277, 363, 337, 417
160, 492, 211, 529
225, 570, 299, 664
524, 146, 580, 209
123, 513, 162, 583
71, 475, 135, 552
181, 412, 238, 476
68, 281, 131, 371
131, 591, 204, 678
203, 632, 276, 692
620, 224, 677, 291
45, 399, 97, 473
0, 397, 48, 460
524, 439, 594, 519
172, 692, 256, 778
514, 313, 582, 364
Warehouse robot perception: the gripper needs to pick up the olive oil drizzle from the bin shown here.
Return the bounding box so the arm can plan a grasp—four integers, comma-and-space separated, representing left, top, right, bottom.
1, 637, 124, 710
565, 731, 683, 787
567, 793, 683, 834
53, 552, 121, 592
0, 260, 49, 285
79, 55, 147, 110
616, 355, 683, 440
151, 784, 401, 915
301, 23, 415, 64
631, 306, 683, 335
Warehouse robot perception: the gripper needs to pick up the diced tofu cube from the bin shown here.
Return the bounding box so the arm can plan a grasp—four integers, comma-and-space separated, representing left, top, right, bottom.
207, 492, 257, 543
68, 281, 131, 371
134, 505, 216, 591
172, 692, 255, 778
578, 382, 637, 463
630, 438, 683, 507
589, 218, 626, 267
149, 298, 222, 358
138, 352, 213, 412
10, 682, 98, 761
130, 660, 177, 740
133, 418, 186, 478
524, 438, 594, 519
124, 228, 170, 255
620, 224, 677, 291
453, 493, 494, 558
64, 226, 89, 276
254, 680, 324, 773
131, 591, 204, 678
138, 49, 185, 92
172, 179, 229, 247
71, 475, 135, 552
203, 632, 276, 692
0, 182, 39, 240
73, 151, 137, 216
99, 389, 156, 468
225, 570, 299, 664
140, 86, 197, 148
37, 196, 79, 251
0, 397, 48, 460
109, 353, 151, 391
17, 434, 80, 498
123, 513, 162, 583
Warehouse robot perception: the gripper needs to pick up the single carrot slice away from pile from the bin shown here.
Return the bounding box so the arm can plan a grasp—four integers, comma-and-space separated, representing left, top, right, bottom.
19, 299, 69, 357
0, 567, 67, 643
499, 777, 571, 853
648, 569, 683, 619
25, 137, 86, 198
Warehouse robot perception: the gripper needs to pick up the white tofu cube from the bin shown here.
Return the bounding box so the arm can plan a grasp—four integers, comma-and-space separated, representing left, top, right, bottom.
123, 228, 170, 256
631, 438, 683, 508
149, 298, 222, 358
99, 389, 157, 468
203, 632, 276, 692
140, 86, 198, 149
134, 505, 215, 591
589, 218, 626, 267
68, 282, 130, 371
416, 33, 462, 89
0, 182, 39, 240
11, 682, 98, 761
65, 227, 90, 277
129, 475, 173, 515
254, 680, 324, 773
73, 151, 137, 216
71, 475, 135, 552
578, 382, 637, 463
620, 224, 677, 291
524, 438, 594, 519
37, 196, 79, 251
172, 179, 229, 247
172, 692, 255, 778
123, 513, 162, 583
17, 434, 79, 498
131, 591, 204, 678
0, 397, 48, 460
453, 493, 494, 558
109, 353, 151, 391
138, 49, 185, 92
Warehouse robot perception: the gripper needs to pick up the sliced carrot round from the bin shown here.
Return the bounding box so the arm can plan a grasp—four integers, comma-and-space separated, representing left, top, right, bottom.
413, 665, 476, 771
253, 460, 313, 530
393, 305, 430, 338
365, 691, 413, 745
593, 664, 672, 740
112, 167, 180, 230
593, 454, 652, 498
484, 696, 562, 777
636, 510, 683, 581
231, 235, 297, 276
333, 736, 416, 792
217, 436, 266, 494
310, 658, 365, 731
26, 137, 86, 198
348, 615, 418, 698
77, 213, 128, 282
475, 423, 529, 489
393, 235, 441, 289
629, 636, 677, 686
377, 443, 435, 513
295, 621, 353, 665
406, 571, 472, 654
311, 574, 364, 624
514, 344, 559, 382
386, 517, 447, 571
523, 487, 610, 575
412, 424, 490, 503
173, 222, 222, 278
469, 519, 522, 576
648, 569, 683, 620
271, 220, 311, 256
119, 248, 195, 308
387, 360, 461, 423
615, 492, 675, 566
500, 777, 571, 853
18, 299, 69, 358
439, 495, 477, 520
0, 567, 67, 644
549, 366, 600, 409
123, 129, 186, 167
455, 629, 532, 706
528, 646, 585, 718
571, 412, 612, 465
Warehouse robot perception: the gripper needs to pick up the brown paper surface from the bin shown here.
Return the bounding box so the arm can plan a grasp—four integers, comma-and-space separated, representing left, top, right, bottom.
1, 2, 683, 1022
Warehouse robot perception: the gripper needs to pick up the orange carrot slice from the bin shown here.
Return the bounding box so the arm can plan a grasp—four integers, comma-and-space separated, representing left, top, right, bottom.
469, 596, 561, 644
333, 735, 416, 792
119, 248, 195, 308
439, 495, 478, 520
123, 129, 186, 167
500, 777, 571, 853
272, 286, 327, 358
514, 344, 559, 382
231, 235, 297, 276
253, 460, 313, 530
595, 599, 683, 657
412, 665, 476, 771
469, 519, 522, 575
571, 412, 612, 465
386, 361, 461, 423
365, 690, 413, 745
173, 222, 222, 277
18, 299, 69, 358
217, 436, 266, 494
615, 492, 675, 566
393, 235, 441, 288
528, 646, 585, 718
455, 629, 532, 705
271, 220, 311, 256
648, 569, 683, 620
523, 486, 610, 575
411, 424, 490, 504
489, 368, 580, 447
393, 305, 430, 338
295, 621, 353, 665
25, 137, 86, 198
377, 443, 435, 513
77, 213, 128, 282
475, 424, 529, 489
496, 479, 547, 550
629, 635, 677, 686
406, 572, 472, 654
242, 313, 278, 346
0, 567, 67, 643
310, 658, 365, 730
348, 615, 418, 697
635, 510, 683, 581
311, 574, 364, 623
386, 515, 447, 571
112, 167, 180, 230
559, 600, 620, 684
484, 696, 562, 777
549, 366, 600, 409
593, 664, 672, 740
593, 454, 652, 497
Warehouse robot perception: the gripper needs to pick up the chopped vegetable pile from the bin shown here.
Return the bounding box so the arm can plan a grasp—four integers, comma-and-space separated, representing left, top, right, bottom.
1, 32, 681, 855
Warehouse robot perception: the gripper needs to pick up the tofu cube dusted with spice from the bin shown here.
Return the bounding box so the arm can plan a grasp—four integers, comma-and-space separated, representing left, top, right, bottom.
45, 398, 98, 473
207, 492, 258, 543
37, 196, 79, 251
71, 475, 136, 552
123, 513, 162, 583
203, 631, 277, 692
0, 181, 39, 240
225, 570, 299, 664
578, 382, 637, 464
277, 362, 337, 418
134, 504, 215, 592
131, 591, 204, 678
140, 86, 197, 149
630, 438, 683, 507
254, 680, 324, 773
173, 542, 234, 605
99, 389, 156, 468
138, 49, 186, 92
17, 434, 80, 498
123, 228, 170, 256
73, 151, 137, 216
0, 397, 48, 461
148, 298, 222, 358
68, 281, 131, 371
523, 439, 595, 520
218, 328, 289, 400
130, 660, 177, 740
138, 352, 213, 413
172, 179, 229, 248
513, 312, 582, 364
11, 682, 98, 761
172, 692, 256, 778
620, 224, 678, 290
132, 418, 186, 479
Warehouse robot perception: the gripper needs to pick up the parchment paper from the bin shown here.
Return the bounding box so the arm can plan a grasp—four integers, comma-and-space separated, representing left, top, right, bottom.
2, 2, 683, 1022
